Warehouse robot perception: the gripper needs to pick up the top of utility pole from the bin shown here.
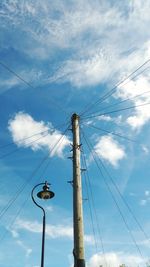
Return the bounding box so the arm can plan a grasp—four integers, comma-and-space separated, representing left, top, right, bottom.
71, 113, 80, 124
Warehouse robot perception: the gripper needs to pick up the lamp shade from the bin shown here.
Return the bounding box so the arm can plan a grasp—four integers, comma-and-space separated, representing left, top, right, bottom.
37, 182, 55, 200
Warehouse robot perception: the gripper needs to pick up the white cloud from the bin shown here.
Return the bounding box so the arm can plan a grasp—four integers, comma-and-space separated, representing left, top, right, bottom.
97, 115, 123, 125
49, 52, 115, 87
8, 112, 70, 157
46, 2, 150, 87
139, 190, 150, 206
14, 218, 93, 244
117, 74, 150, 130
16, 239, 32, 258
142, 145, 149, 155
0, 76, 20, 93
145, 190, 150, 196
94, 135, 126, 167
10, 229, 19, 238
88, 251, 147, 267
97, 115, 112, 122
1, 0, 150, 89
140, 199, 147, 206
15, 218, 73, 239
46, 205, 53, 212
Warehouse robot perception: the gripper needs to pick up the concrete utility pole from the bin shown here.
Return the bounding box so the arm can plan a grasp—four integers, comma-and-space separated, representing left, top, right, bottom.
72, 113, 85, 267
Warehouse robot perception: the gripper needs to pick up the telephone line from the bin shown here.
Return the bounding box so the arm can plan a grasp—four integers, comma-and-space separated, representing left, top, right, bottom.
84, 87, 150, 119
0, 121, 70, 159
0, 120, 69, 150
0, 127, 70, 244
81, 153, 99, 254
81, 129, 145, 261
0, 61, 69, 116
98, 156, 150, 242
80, 58, 150, 117
81, 147, 108, 267
83, 124, 138, 144
82, 101, 150, 120
0, 124, 70, 221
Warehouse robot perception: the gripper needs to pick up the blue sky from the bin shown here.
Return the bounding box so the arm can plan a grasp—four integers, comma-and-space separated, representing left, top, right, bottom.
0, 0, 150, 266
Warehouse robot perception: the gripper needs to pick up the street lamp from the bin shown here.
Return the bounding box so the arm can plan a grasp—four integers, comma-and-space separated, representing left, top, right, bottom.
31, 181, 55, 267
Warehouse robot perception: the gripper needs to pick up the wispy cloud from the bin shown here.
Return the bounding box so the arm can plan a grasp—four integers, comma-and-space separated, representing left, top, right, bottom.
8, 112, 70, 157
1, 0, 150, 89
1, 0, 150, 132
16, 239, 32, 258
15, 218, 73, 239
13, 218, 93, 244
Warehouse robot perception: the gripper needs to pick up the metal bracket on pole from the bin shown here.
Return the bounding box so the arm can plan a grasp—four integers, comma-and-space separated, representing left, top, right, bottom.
67, 180, 74, 187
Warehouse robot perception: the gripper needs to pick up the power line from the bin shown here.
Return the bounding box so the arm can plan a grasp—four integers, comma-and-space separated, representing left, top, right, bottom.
97, 156, 150, 242
0, 60, 69, 116
0, 132, 50, 159
81, 152, 99, 255
0, 193, 30, 244
82, 122, 149, 241
83, 124, 138, 144
82, 101, 150, 120
0, 125, 70, 244
81, 146, 108, 267
0, 121, 70, 159
84, 87, 150, 119
0, 124, 70, 222
0, 120, 69, 150
81, 129, 145, 261
79, 59, 150, 117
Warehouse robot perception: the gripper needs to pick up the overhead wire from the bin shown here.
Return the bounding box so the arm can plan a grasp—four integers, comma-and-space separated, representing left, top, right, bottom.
0, 120, 70, 159
83, 86, 150, 119
0, 132, 50, 159
0, 120, 69, 150
81, 152, 99, 255
81, 144, 108, 267
83, 119, 149, 240
82, 101, 150, 120
81, 128, 145, 261
0, 123, 71, 222
79, 58, 150, 117
0, 60, 70, 116
96, 155, 150, 242
83, 124, 138, 144
0, 124, 71, 244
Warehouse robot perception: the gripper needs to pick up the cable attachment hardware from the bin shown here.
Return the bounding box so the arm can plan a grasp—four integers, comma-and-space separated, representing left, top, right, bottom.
81, 168, 87, 172
67, 180, 73, 187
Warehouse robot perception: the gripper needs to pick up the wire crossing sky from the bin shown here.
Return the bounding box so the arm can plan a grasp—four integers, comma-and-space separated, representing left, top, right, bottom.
0, 1, 150, 267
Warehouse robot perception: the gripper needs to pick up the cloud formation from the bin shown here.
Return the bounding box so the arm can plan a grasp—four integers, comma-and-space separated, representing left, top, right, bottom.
94, 135, 126, 167
15, 218, 73, 239
8, 112, 70, 157
88, 251, 147, 267
13, 218, 93, 244
117, 73, 150, 130
1, 0, 150, 88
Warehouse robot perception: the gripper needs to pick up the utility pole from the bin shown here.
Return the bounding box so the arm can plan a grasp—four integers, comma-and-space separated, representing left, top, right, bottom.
72, 113, 85, 267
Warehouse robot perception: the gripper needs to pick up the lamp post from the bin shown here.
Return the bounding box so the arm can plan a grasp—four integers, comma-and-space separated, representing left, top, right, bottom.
31, 181, 55, 267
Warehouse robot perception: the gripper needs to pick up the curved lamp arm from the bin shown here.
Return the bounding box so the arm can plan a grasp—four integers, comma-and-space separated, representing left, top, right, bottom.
31, 182, 49, 216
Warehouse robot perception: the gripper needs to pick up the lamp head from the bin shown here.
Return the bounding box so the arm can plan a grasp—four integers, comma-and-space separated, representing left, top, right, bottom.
37, 181, 55, 200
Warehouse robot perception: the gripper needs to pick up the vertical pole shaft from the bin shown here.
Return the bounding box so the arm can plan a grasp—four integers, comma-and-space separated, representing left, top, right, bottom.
72, 113, 85, 267
41, 213, 46, 267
